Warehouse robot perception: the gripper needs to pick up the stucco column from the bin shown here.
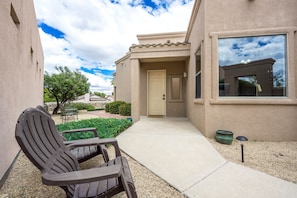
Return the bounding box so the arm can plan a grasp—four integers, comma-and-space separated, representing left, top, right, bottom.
131, 58, 140, 122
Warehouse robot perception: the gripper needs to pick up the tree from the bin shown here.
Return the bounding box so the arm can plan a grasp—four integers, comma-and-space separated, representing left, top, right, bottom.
43, 88, 55, 103
44, 66, 90, 114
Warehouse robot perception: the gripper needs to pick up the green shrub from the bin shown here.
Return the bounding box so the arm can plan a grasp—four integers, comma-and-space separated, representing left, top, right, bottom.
87, 106, 95, 111
119, 103, 131, 116
88, 107, 104, 111
105, 103, 110, 112
56, 118, 132, 140
109, 101, 126, 114
65, 103, 94, 110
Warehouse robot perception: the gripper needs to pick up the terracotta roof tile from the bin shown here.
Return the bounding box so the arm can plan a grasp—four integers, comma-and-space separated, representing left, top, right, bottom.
129, 41, 190, 50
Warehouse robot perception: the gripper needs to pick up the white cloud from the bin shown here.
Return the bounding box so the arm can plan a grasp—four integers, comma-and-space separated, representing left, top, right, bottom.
33, 0, 194, 94
82, 71, 114, 95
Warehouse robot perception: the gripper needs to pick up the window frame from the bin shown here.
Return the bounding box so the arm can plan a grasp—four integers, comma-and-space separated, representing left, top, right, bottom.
209, 28, 297, 105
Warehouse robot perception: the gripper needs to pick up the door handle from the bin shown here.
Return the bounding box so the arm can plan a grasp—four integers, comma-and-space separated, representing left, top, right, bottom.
162, 94, 165, 100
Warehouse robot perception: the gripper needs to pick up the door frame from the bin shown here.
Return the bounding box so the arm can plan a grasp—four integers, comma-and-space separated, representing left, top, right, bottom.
147, 70, 166, 117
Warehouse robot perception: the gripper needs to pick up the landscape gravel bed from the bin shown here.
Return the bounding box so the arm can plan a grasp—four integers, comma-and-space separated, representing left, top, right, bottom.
0, 139, 296, 198
0, 148, 185, 198
208, 138, 297, 184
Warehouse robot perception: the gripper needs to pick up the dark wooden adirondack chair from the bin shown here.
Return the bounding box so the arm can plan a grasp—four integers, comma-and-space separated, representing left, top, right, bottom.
15, 108, 137, 198
36, 105, 109, 163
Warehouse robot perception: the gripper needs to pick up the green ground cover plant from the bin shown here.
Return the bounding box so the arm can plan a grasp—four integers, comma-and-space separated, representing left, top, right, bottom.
56, 118, 132, 140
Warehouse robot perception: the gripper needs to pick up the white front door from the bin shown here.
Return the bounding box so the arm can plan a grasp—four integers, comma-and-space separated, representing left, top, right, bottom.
148, 70, 166, 116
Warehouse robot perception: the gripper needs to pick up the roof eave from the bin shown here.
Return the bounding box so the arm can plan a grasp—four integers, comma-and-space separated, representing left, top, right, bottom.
115, 52, 131, 64
185, 0, 202, 42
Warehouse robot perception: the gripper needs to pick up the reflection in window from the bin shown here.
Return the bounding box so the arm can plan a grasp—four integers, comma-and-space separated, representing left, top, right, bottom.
218, 35, 287, 97
171, 77, 180, 100
170, 76, 182, 101
196, 47, 201, 98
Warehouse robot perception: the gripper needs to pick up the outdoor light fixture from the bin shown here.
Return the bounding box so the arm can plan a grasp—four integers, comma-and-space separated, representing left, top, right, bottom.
236, 136, 248, 162
183, 72, 187, 78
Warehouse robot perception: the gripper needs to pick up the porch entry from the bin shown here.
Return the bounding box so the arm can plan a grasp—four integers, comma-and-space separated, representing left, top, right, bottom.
147, 70, 166, 116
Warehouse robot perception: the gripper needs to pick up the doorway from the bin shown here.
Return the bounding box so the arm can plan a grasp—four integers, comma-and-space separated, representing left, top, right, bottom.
147, 70, 166, 116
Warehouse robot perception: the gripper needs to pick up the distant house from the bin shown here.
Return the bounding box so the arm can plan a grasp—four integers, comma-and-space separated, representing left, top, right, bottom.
0, 0, 44, 186
114, 0, 297, 141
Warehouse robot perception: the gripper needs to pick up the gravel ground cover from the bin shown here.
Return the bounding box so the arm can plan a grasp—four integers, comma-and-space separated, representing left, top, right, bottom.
208, 138, 297, 184
0, 148, 185, 198
1, 139, 296, 198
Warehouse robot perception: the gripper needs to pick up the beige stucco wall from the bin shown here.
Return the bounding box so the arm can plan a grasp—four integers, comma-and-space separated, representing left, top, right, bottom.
114, 55, 132, 103
186, 0, 206, 134
187, 0, 297, 141
0, 0, 44, 183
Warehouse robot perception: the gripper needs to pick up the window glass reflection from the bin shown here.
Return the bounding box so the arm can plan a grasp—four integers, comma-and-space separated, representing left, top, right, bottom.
218, 35, 286, 97
195, 48, 201, 98
171, 77, 181, 100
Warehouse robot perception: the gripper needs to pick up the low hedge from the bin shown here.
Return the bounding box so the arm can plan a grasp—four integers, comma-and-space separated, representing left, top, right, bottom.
109, 101, 126, 114
119, 103, 131, 116
105, 103, 110, 112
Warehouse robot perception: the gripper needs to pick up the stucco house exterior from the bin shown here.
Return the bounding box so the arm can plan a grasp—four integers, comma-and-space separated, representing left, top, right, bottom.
114, 0, 297, 141
0, 0, 44, 186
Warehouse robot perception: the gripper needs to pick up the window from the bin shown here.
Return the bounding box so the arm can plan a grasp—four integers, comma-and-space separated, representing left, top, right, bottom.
218, 35, 287, 97
195, 47, 201, 98
171, 77, 181, 100
169, 76, 182, 101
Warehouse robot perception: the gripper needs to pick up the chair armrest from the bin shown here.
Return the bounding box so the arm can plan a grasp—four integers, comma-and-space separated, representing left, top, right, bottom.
61, 127, 98, 137
42, 165, 121, 186
63, 137, 98, 145
66, 138, 121, 157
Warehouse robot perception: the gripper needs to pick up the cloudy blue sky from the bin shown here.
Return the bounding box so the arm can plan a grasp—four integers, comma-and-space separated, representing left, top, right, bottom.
33, 0, 194, 95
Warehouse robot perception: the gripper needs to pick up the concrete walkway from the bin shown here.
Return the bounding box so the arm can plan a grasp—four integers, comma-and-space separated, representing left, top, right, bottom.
116, 117, 297, 198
